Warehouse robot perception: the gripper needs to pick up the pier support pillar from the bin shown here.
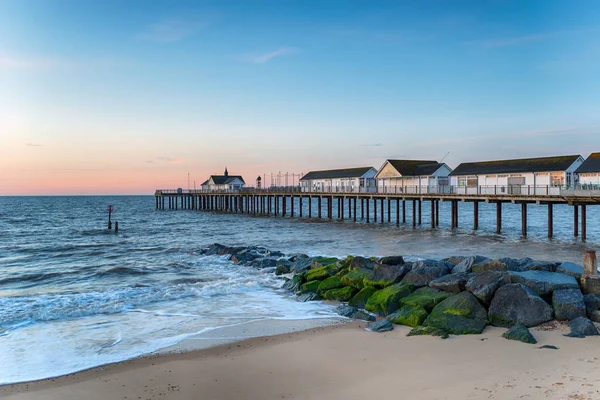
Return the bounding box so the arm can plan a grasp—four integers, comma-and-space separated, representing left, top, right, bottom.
582, 205, 587, 242
353, 197, 357, 222
418, 200, 422, 225
387, 198, 391, 223
291, 195, 294, 217
548, 203, 553, 238
328, 196, 333, 220
283, 196, 287, 216
412, 199, 416, 228
361, 199, 364, 220
380, 198, 384, 224
366, 198, 370, 223
318, 197, 322, 218
574, 204, 579, 237
430, 200, 435, 228
308, 196, 312, 217
473, 201, 479, 230
521, 203, 527, 237
584, 250, 597, 276
403, 200, 406, 223
435, 200, 439, 227
299, 196, 303, 217
396, 199, 400, 225
496, 202, 502, 234
373, 198, 377, 223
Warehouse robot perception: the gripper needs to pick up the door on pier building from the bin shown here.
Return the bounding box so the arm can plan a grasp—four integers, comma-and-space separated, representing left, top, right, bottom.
507, 177, 525, 194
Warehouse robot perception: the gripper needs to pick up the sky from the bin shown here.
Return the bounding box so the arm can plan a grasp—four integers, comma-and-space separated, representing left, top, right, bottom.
1, 0, 600, 195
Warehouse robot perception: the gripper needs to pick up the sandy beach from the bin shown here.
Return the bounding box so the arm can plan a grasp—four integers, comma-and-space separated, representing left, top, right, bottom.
2, 321, 600, 400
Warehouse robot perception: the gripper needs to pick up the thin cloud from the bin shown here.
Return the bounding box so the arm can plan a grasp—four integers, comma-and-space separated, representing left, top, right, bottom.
360, 143, 383, 147
137, 18, 208, 43
248, 47, 297, 64
465, 33, 551, 48
25, 143, 43, 147
0, 54, 62, 70
154, 156, 183, 165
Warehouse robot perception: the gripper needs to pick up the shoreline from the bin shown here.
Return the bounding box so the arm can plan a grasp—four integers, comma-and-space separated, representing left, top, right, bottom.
3, 322, 600, 399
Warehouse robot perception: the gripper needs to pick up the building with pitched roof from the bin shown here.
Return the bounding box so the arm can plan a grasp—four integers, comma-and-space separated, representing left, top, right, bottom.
200, 168, 245, 191
576, 153, 600, 186
375, 159, 452, 194
450, 155, 584, 194
299, 166, 377, 193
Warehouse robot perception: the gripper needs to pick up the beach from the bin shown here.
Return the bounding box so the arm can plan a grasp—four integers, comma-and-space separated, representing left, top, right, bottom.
3, 321, 600, 400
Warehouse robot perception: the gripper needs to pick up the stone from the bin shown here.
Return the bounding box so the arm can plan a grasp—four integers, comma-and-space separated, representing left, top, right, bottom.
509, 271, 580, 297
378, 255, 405, 266
348, 286, 378, 309
310, 257, 339, 269
251, 258, 278, 268
429, 273, 472, 293
336, 306, 376, 321
323, 286, 357, 301
352, 310, 376, 322
584, 251, 598, 276
317, 276, 345, 295
365, 283, 415, 316
471, 260, 508, 273
275, 259, 293, 275
287, 253, 309, 262
588, 310, 600, 323
465, 271, 510, 305
488, 284, 554, 328
520, 260, 557, 272
387, 305, 429, 327
366, 319, 393, 332
299, 280, 321, 294
407, 326, 449, 339
499, 257, 533, 272
565, 317, 599, 338
282, 274, 304, 291
229, 252, 256, 265
442, 256, 466, 266
502, 324, 537, 344
364, 264, 410, 289
400, 286, 452, 312
204, 243, 235, 256
424, 292, 488, 335
402, 265, 449, 287
580, 275, 600, 295
452, 256, 489, 273
341, 268, 370, 289
584, 293, 600, 312
411, 259, 453, 271
556, 262, 584, 280
304, 265, 336, 281
297, 292, 320, 302
348, 256, 378, 271
290, 257, 320, 273
552, 289, 586, 321
268, 250, 285, 258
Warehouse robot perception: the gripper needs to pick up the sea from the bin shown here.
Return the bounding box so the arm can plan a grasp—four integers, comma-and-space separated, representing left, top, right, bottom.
0, 195, 598, 385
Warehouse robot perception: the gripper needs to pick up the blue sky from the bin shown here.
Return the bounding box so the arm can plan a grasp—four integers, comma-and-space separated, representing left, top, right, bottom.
1, 0, 600, 194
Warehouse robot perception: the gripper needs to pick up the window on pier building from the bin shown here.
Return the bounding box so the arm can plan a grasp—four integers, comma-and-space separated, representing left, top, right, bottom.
550, 172, 564, 187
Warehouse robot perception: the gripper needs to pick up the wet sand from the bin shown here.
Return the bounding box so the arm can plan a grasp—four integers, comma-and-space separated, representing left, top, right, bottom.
3, 322, 600, 400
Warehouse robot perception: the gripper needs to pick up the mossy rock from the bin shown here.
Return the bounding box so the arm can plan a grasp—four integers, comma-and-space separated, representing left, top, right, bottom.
502, 324, 537, 344
317, 276, 344, 295
365, 283, 415, 316
364, 265, 409, 289
388, 305, 429, 327
297, 292, 321, 302
471, 260, 507, 273
339, 255, 355, 270
304, 265, 336, 281
424, 292, 488, 335
401, 287, 452, 312
323, 286, 357, 301
341, 268, 370, 289
282, 274, 304, 291
336, 268, 350, 278
348, 286, 378, 309
299, 280, 321, 294
313, 257, 339, 267
407, 326, 449, 339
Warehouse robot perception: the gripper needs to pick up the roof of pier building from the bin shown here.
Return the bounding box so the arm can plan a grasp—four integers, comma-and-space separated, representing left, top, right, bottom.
449, 155, 582, 176
375, 160, 449, 178
200, 175, 245, 186
575, 153, 600, 173
300, 167, 376, 181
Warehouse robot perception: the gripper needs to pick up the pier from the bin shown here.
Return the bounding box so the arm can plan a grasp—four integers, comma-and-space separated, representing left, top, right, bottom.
154, 187, 600, 241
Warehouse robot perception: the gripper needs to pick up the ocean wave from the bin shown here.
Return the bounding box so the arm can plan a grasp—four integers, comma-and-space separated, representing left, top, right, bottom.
100, 266, 149, 276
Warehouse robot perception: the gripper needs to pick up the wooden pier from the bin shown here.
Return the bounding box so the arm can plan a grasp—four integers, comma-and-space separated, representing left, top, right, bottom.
154, 188, 600, 241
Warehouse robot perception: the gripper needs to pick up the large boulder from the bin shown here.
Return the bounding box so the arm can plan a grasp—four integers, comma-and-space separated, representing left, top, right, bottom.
378, 255, 405, 266
387, 305, 428, 327
502, 324, 537, 344
365, 283, 415, 316
304, 265, 336, 281
275, 259, 293, 275
520, 260, 557, 272
287, 253, 309, 262
407, 326, 449, 339
429, 273, 472, 293
348, 256, 378, 271
317, 276, 344, 295
364, 264, 410, 289
411, 259, 453, 270
442, 256, 466, 266
282, 275, 304, 291
323, 286, 357, 301
402, 265, 450, 287
509, 271, 580, 297
465, 271, 510, 305
297, 292, 320, 302
205, 243, 240, 256
488, 284, 554, 328
556, 262, 584, 280
424, 292, 488, 335
565, 317, 599, 338
229, 252, 256, 265
341, 268, 370, 289
452, 256, 489, 273
499, 257, 533, 272
335, 305, 375, 321
400, 286, 452, 312
366, 319, 393, 332
251, 258, 278, 268
471, 260, 508, 273
348, 286, 378, 309
584, 293, 600, 312
291, 257, 320, 273
299, 280, 321, 294
552, 289, 586, 321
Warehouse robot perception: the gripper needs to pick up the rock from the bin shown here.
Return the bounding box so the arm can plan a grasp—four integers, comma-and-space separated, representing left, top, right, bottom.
442, 256, 466, 266
502, 324, 537, 344
407, 326, 449, 339
378, 255, 405, 266
538, 345, 559, 350
588, 310, 600, 323
584, 293, 600, 312
411, 259, 453, 271
387, 305, 429, 327
287, 253, 309, 262
465, 271, 510, 305
251, 258, 278, 268
452, 256, 489, 273
488, 284, 554, 328
352, 310, 376, 322
317, 276, 344, 295
275, 259, 293, 275
402, 265, 449, 287
366, 319, 393, 332
348, 256, 378, 271
348, 286, 378, 309
520, 260, 557, 272
310, 257, 339, 269
424, 292, 488, 335
581, 275, 600, 295
323, 286, 357, 301
290, 257, 319, 273
552, 289, 586, 321
229, 252, 256, 265
365, 283, 415, 316
509, 271, 580, 297
556, 262, 584, 280
364, 264, 410, 289
204, 243, 235, 256
267, 250, 285, 258
304, 265, 336, 281
565, 317, 599, 338
335, 305, 375, 321
471, 260, 508, 273
341, 268, 370, 289
297, 292, 320, 302
429, 273, 472, 293
400, 286, 452, 312
299, 280, 321, 294
282, 275, 304, 291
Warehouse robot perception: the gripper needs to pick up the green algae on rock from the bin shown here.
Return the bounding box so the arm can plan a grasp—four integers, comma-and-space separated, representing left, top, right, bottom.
299, 280, 321, 294
365, 283, 415, 316
323, 286, 358, 301
424, 291, 488, 335
407, 326, 449, 339
317, 276, 344, 295
400, 286, 452, 312
387, 304, 429, 327
349, 286, 378, 309
341, 268, 370, 289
